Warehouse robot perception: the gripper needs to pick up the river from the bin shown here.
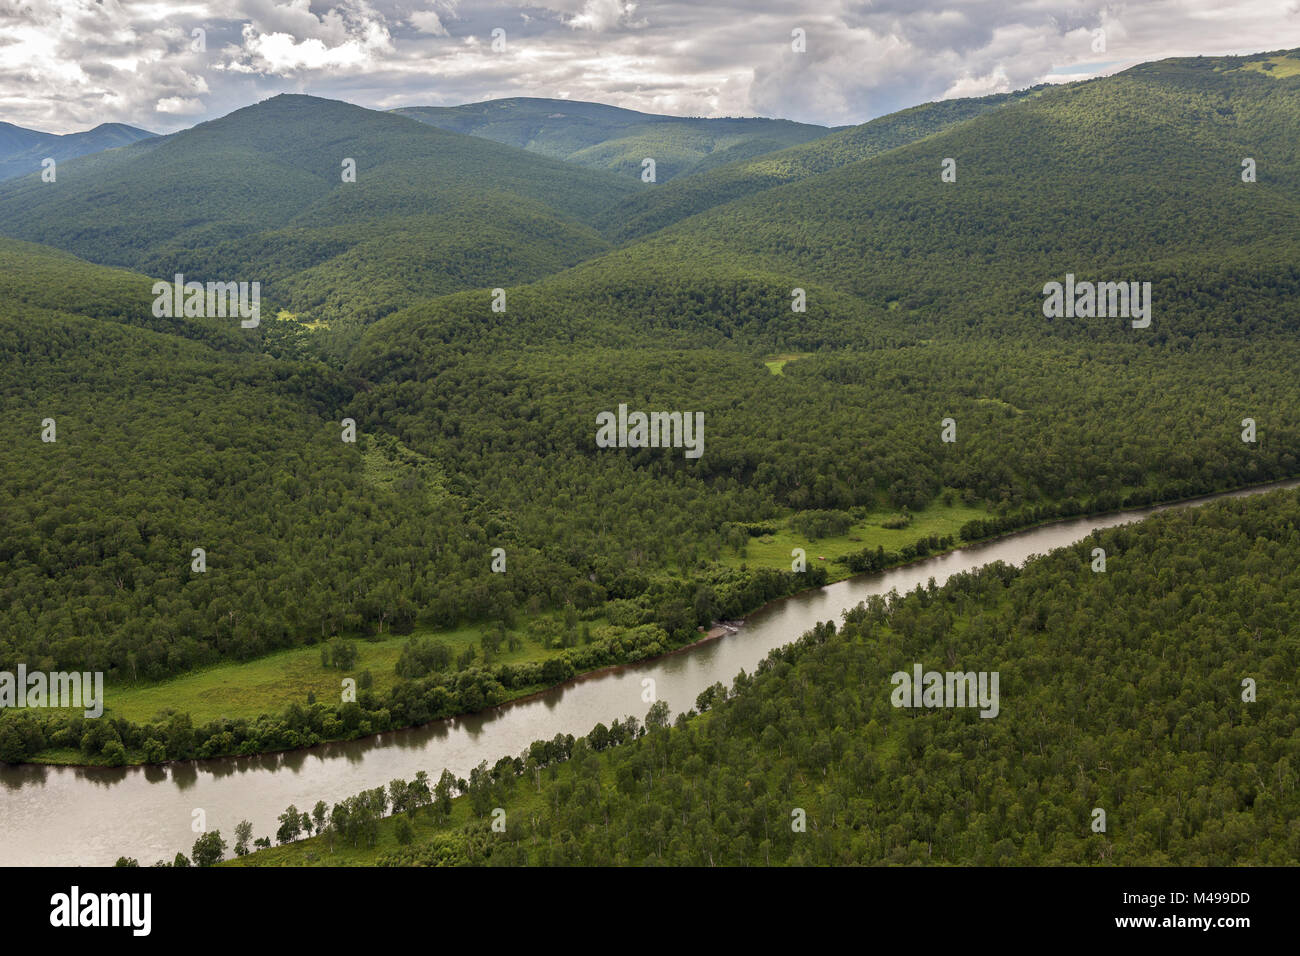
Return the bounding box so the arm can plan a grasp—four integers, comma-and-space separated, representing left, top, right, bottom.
3, 478, 1297, 866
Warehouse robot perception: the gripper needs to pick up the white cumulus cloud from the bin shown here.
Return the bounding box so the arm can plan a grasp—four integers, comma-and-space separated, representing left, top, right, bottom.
0, 0, 1297, 133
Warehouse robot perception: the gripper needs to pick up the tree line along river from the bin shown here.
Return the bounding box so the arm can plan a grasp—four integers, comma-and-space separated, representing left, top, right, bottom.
2, 478, 1297, 866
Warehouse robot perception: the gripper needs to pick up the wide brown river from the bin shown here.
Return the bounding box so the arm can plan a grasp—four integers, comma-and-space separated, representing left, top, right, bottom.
4, 479, 1297, 866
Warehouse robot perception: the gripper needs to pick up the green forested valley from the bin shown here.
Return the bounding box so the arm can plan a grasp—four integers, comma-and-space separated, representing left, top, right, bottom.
0, 95, 636, 326
2, 48, 1299, 782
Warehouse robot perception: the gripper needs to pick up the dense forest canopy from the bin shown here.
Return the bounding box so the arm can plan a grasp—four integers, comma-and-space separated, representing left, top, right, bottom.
591, 87, 1045, 242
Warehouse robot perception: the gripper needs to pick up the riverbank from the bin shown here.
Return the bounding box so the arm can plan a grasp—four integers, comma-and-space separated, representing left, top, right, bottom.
12, 496, 980, 767
222, 476, 1300, 867
12, 476, 1300, 769
7, 477, 1299, 866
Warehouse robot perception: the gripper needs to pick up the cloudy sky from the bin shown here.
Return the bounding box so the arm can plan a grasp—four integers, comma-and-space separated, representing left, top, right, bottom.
3, 0, 1299, 133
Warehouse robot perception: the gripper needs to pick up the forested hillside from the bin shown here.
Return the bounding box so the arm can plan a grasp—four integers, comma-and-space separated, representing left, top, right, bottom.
492, 51, 1300, 346
0, 95, 636, 325
594, 87, 1043, 242
347, 50, 1300, 590
231, 488, 1300, 866
0, 242, 835, 763
393, 97, 831, 182
0, 240, 464, 683
641, 61, 1300, 335
0, 121, 154, 181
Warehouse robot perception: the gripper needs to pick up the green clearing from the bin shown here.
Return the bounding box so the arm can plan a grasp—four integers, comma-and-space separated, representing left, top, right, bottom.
973, 396, 1024, 413
45, 500, 987, 735
719, 498, 989, 581
1237, 55, 1300, 78
59, 617, 577, 729
763, 353, 810, 375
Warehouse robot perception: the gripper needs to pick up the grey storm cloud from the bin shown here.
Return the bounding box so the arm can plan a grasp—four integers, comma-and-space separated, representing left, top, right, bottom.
1, 0, 1298, 133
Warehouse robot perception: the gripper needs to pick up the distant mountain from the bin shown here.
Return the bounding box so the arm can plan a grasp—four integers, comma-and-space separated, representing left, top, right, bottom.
594, 88, 1046, 242
0, 121, 154, 180
388, 47, 1296, 353
620, 48, 1300, 339
0, 122, 49, 154
333, 45, 1300, 436
392, 97, 832, 181
0, 95, 638, 324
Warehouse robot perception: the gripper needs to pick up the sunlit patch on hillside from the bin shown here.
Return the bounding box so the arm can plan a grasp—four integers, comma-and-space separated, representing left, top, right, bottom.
764, 352, 810, 374
1228, 54, 1300, 78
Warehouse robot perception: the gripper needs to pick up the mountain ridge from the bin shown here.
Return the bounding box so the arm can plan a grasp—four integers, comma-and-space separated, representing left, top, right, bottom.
0, 93, 638, 325
0, 120, 155, 181
392, 96, 833, 181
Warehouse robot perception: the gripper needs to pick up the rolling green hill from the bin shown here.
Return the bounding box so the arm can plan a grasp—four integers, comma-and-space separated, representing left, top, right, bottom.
0, 95, 637, 324
594, 88, 1045, 242
584, 50, 1300, 341
0, 121, 154, 181
392, 97, 831, 182
0, 239, 475, 689
355, 49, 1300, 365
0, 237, 240, 347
